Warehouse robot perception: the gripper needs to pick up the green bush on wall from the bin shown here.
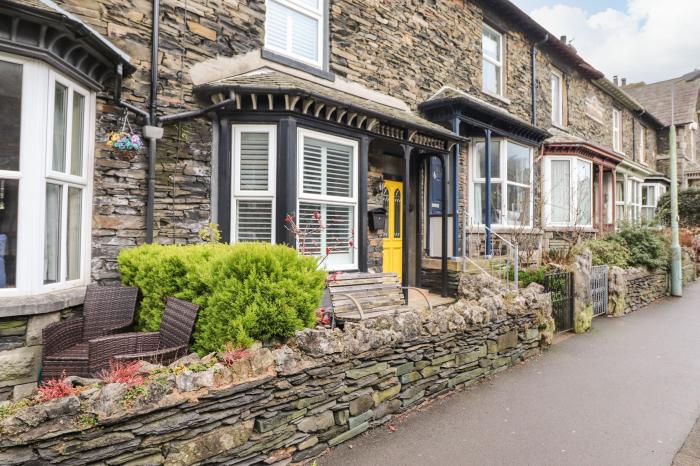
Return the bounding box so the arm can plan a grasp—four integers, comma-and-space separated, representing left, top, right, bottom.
579, 225, 669, 271
118, 243, 327, 354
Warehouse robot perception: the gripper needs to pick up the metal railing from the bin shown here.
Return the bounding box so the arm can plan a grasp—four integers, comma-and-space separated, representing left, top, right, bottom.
460, 213, 519, 290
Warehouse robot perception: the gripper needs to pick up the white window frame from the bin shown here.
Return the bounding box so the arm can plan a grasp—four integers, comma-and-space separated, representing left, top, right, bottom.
264, 0, 325, 69
615, 178, 625, 225
231, 124, 277, 243
469, 139, 534, 229
551, 68, 564, 127
612, 108, 622, 153
641, 183, 660, 224
297, 128, 358, 271
626, 178, 642, 223
543, 156, 593, 228
638, 125, 646, 164
482, 24, 504, 97
0, 53, 94, 298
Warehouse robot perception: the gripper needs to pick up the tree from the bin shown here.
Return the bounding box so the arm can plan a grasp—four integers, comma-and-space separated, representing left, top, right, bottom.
657, 188, 700, 227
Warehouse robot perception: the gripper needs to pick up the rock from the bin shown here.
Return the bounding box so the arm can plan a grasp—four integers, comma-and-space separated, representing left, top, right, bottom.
292, 442, 328, 462
349, 394, 374, 416
348, 409, 373, 429
64, 376, 103, 387
608, 266, 627, 317
169, 353, 201, 367
90, 383, 128, 418
328, 422, 369, 446
25, 312, 61, 346
254, 409, 307, 433
0, 446, 37, 465
12, 383, 36, 400
497, 330, 518, 351
0, 346, 40, 386
297, 435, 318, 450
572, 250, 593, 333
345, 362, 388, 380
297, 411, 334, 433
333, 409, 349, 425
175, 368, 215, 392
250, 348, 276, 377
165, 421, 253, 466
372, 384, 400, 406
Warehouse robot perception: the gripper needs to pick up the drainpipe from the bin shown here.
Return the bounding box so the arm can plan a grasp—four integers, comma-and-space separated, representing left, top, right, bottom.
484, 129, 492, 257
451, 117, 460, 257
144, 0, 161, 244
531, 34, 549, 125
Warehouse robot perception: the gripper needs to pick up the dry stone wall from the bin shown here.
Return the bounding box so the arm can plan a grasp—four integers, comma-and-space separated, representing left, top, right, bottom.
0, 276, 552, 466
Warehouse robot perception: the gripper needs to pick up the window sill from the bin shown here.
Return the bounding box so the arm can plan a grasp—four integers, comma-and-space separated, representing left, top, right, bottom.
0, 286, 86, 317
482, 90, 511, 105
262, 49, 335, 82
551, 122, 568, 131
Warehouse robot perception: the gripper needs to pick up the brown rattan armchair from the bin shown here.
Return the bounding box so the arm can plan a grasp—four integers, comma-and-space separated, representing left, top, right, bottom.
88, 298, 199, 371
42, 285, 138, 380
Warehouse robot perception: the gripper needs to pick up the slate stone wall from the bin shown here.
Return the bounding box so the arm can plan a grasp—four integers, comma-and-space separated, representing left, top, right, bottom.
0, 290, 549, 465
623, 269, 668, 313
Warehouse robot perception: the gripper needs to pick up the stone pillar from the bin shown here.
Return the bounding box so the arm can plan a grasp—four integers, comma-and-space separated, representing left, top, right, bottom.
572, 250, 593, 333
607, 266, 627, 317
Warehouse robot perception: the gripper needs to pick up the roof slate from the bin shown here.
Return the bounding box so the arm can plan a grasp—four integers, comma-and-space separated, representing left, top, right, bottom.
198, 70, 461, 141
625, 71, 700, 126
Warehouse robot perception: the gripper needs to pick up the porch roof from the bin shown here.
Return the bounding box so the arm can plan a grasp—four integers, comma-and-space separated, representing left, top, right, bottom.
0, 0, 134, 89
196, 69, 464, 152
418, 87, 551, 146
544, 129, 623, 169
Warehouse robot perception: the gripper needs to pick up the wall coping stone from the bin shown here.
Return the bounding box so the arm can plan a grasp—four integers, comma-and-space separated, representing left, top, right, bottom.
0, 287, 86, 318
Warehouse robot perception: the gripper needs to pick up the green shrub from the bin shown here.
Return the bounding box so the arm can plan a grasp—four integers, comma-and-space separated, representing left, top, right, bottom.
118, 243, 326, 354
509, 266, 547, 287
617, 225, 669, 271
580, 237, 631, 268
657, 188, 700, 227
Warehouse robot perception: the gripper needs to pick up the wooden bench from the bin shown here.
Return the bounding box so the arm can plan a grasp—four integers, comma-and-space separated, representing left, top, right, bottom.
327, 272, 432, 322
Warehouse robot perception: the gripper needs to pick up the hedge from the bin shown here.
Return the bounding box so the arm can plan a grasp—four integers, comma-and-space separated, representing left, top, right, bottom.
118, 243, 326, 354
579, 225, 669, 271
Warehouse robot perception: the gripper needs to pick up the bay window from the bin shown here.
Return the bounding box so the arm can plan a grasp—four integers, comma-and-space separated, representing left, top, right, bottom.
0, 54, 93, 297
543, 157, 592, 227
472, 140, 532, 227
297, 129, 358, 270
482, 24, 503, 96
231, 125, 277, 243
265, 0, 325, 68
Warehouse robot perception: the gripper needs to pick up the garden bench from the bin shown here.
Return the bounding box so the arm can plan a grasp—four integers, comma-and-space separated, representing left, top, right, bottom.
327, 272, 432, 322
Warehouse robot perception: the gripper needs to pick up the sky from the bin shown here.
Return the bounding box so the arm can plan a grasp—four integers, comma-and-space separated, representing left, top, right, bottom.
511, 0, 700, 83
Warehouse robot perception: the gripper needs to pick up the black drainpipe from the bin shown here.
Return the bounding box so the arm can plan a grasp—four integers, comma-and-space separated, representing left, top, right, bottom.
531, 34, 549, 125
145, 0, 160, 244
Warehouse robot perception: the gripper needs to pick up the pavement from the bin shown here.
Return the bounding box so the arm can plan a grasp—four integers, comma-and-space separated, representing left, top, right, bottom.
319, 282, 700, 466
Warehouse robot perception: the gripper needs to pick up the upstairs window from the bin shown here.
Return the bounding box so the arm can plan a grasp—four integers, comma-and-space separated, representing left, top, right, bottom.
551, 69, 564, 126
231, 125, 277, 243
638, 126, 646, 164
612, 108, 622, 153
482, 24, 503, 96
265, 0, 324, 68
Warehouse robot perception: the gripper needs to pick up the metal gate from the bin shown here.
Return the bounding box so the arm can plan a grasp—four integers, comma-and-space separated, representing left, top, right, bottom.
590, 265, 609, 317
544, 271, 574, 332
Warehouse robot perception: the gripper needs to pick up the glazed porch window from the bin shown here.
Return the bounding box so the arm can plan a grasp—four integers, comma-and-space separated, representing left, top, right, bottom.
297, 128, 358, 270
482, 24, 503, 96
265, 0, 324, 68
627, 178, 642, 223
472, 140, 533, 227
615, 179, 625, 224
0, 54, 93, 297
544, 158, 593, 227
231, 125, 277, 243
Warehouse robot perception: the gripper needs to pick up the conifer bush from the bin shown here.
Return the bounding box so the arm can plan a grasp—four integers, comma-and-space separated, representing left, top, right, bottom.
118, 243, 326, 354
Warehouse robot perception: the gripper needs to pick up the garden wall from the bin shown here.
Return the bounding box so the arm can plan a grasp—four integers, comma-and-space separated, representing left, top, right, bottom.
0, 277, 552, 466
623, 269, 669, 313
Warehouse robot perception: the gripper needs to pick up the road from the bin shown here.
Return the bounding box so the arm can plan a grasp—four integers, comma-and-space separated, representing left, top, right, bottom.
320, 282, 700, 466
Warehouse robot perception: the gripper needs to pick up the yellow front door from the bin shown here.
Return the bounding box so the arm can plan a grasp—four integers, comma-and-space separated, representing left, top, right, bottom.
382, 180, 403, 280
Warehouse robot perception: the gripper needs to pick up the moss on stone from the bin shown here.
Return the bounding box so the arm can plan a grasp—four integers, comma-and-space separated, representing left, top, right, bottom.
608, 296, 626, 317
539, 317, 556, 346
574, 305, 593, 334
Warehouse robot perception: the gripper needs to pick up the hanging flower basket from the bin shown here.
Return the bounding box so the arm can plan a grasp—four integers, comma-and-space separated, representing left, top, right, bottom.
107, 111, 144, 159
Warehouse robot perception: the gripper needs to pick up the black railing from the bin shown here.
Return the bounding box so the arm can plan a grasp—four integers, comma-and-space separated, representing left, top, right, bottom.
544, 271, 574, 332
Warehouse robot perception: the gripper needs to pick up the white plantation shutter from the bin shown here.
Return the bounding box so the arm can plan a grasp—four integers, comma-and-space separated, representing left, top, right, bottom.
239, 132, 270, 191
232, 126, 276, 243
265, 0, 323, 67
298, 129, 357, 270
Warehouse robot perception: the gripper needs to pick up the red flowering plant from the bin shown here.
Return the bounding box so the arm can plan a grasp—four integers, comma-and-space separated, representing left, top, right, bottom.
36, 372, 77, 401
283, 212, 355, 270
221, 343, 251, 367
98, 360, 145, 387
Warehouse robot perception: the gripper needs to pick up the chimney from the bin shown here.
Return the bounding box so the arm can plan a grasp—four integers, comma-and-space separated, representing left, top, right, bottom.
621, 77, 627, 86
613, 75, 619, 86
560, 35, 567, 44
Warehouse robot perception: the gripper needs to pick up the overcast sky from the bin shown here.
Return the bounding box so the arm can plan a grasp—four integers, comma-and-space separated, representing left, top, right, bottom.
511, 0, 700, 83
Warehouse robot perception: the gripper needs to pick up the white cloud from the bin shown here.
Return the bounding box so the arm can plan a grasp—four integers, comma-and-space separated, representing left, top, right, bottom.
530, 0, 700, 83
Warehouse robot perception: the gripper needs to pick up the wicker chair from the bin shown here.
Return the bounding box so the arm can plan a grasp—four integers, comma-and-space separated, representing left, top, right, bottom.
42, 285, 138, 380
88, 298, 199, 371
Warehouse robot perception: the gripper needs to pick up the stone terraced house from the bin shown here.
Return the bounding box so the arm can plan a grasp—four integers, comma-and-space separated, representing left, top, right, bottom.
0, 0, 672, 399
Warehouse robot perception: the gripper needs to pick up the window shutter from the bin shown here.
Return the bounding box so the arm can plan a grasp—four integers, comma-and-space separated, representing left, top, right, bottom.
298, 202, 322, 256
302, 137, 353, 197
236, 200, 273, 242
266, 0, 320, 64
302, 139, 323, 195
239, 132, 270, 191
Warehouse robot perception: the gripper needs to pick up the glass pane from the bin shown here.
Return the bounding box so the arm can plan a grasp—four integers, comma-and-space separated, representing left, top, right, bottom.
298, 202, 355, 268
0, 61, 22, 172
303, 137, 353, 198
550, 160, 571, 223
239, 132, 270, 191
70, 92, 85, 176
66, 187, 82, 281
507, 142, 531, 184
266, 0, 288, 52
616, 181, 624, 202
290, 8, 319, 62
507, 184, 530, 226
325, 204, 354, 261
473, 182, 502, 225
44, 184, 62, 284
475, 141, 500, 179
482, 60, 500, 94
236, 199, 273, 242
551, 73, 562, 124
52, 83, 68, 173
576, 160, 592, 225
298, 202, 322, 256
482, 27, 500, 60
393, 189, 401, 239
0, 179, 19, 288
